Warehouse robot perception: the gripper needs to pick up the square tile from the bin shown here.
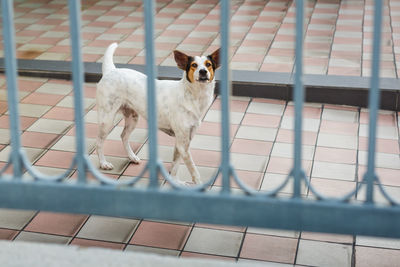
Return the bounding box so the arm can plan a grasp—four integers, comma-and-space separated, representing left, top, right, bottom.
35, 150, 75, 169
0, 209, 36, 230
126, 245, 180, 256
322, 108, 358, 122
130, 221, 190, 250
247, 101, 285, 115
36, 82, 72, 95
261, 172, 307, 195
0, 228, 18, 240
312, 161, 356, 181
190, 135, 221, 151
21, 132, 58, 149
231, 153, 268, 172
15, 231, 70, 244
71, 238, 124, 250
271, 142, 315, 160
203, 110, 244, 124
77, 216, 139, 243
184, 227, 243, 257
296, 239, 352, 266
230, 139, 272, 156
27, 118, 73, 134
301, 231, 353, 244
314, 146, 357, 164
356, 236, 400, 249
355, 246, 400, 266
25, 212, 88, 236
51, 135, 96, 153
280, 116, 320, 132
240, 234, 298, 263
10, 103, 51, 118
309, 178, 356, 198
317, 133, 357, 149
358, 151, 400, 169
241, 113, 281, 128
236, 125, 277, 141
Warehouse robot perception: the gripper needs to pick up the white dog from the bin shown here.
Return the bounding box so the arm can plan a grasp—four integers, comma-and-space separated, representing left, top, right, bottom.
96, 43, 220, 184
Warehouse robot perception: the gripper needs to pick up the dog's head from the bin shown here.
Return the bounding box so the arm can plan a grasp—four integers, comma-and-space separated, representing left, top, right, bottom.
173, 49, 220, 84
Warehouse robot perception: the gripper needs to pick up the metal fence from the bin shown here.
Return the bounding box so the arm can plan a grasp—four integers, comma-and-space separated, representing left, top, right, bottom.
1, 0, 399, 238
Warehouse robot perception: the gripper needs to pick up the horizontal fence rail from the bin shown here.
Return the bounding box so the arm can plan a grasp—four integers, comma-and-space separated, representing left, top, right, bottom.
0, 0, 399, 238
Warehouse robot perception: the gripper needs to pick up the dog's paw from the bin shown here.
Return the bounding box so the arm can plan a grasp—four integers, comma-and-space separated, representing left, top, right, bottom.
100, 161, 114, 170
129, 154, 141, 164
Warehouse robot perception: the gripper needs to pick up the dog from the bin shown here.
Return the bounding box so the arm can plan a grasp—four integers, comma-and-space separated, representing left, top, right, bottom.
96, 43, 220, 184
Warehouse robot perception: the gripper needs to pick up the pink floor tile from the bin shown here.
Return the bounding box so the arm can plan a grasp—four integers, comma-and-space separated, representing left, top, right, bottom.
21, 92, 65, 106
320, 120, 358, 136
230, 138, 272, 156
196, 122, 238, 138
35, 150, 75, 169
314, 147, 357, 164
356, 246, 400, 267
130, 221, 190, 250
240, 234, 298, 263
21, 132, 59, 149
0, 229, 18, 240
358, 137, 400, 154
0, 115, 37, 131
267, 156, 312, 176
181, 251, 235, 261
25, 212, 88, 236
276, 129, 317, 145
210, 99, 249, 113
43, 107, 75, 121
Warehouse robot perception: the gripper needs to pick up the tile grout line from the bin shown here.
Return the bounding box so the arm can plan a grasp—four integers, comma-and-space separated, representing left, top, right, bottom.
294, 103, 324, 266
388, 0, 399, 79
325, 0, 341, 75
351, 106, 362, 267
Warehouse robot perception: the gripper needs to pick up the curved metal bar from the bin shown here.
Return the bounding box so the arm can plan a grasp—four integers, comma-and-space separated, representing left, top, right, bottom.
85, 156, 148, 186
231, 168, 292, 197
304, 172, 363, 203
0, 155, 12, 177
160, 163, 220, 192
375, 180, 400, 206
21, 150, 76, 182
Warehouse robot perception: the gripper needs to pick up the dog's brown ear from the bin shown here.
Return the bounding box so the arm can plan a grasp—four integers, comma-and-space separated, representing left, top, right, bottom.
173, 50, 190, 70
208, 48, 221, 69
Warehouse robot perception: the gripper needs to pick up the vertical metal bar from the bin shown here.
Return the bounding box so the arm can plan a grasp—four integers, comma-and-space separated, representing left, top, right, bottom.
68, 0, 87, 184
144, 0, 159, 188
220, 0, 231, 193
2, 0, 22, 178
365, 0, 382, 203
293, 0, 304, 198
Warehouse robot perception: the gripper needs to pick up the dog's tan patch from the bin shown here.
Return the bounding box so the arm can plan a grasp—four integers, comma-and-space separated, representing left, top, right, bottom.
205, 60, 214, 81
187, 62, 197, 83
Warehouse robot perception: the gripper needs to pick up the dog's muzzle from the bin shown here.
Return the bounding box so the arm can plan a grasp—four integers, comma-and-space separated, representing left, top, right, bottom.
198, 69, 209, 82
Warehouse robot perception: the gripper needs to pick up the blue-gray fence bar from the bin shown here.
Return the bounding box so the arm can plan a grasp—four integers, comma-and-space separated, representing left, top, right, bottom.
144, 0, 160, 189
1, 0, 22, 178
0, 0, 400, 240
364, 0, 382, 203
293, 0, 304, 199
220, 0, 231, 193
68, 0, 87, 184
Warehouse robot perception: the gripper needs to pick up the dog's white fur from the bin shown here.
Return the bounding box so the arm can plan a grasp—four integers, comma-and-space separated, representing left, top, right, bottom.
96, 43, 219, 184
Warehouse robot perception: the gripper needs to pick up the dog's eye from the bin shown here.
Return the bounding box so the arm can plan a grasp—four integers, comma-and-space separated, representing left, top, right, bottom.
191, 63, 198, 68
206, 62, 211, 67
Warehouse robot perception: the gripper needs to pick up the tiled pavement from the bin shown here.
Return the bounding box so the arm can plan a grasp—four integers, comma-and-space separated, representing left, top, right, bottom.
1, 0, 400, 266
1, 0, 400, 77
0, 74, 400, 266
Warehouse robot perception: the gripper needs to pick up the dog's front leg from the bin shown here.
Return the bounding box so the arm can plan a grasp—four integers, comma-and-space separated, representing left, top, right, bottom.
175, 137, 202, 184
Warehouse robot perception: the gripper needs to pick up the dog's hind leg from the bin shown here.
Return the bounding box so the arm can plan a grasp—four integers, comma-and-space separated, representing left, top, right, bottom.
169, 146, 181, 177
97, 112, 116, 170
121, 107, 140, 164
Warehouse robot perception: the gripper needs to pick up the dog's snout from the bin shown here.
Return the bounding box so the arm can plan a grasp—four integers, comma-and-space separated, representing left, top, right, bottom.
199, 69, 207, 76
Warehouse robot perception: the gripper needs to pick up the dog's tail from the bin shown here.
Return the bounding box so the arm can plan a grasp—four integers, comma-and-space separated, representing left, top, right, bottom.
102, 42, 118, 74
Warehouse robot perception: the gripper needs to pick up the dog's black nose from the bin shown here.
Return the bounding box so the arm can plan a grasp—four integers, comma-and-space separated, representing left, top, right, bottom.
199, 69, 207, 76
